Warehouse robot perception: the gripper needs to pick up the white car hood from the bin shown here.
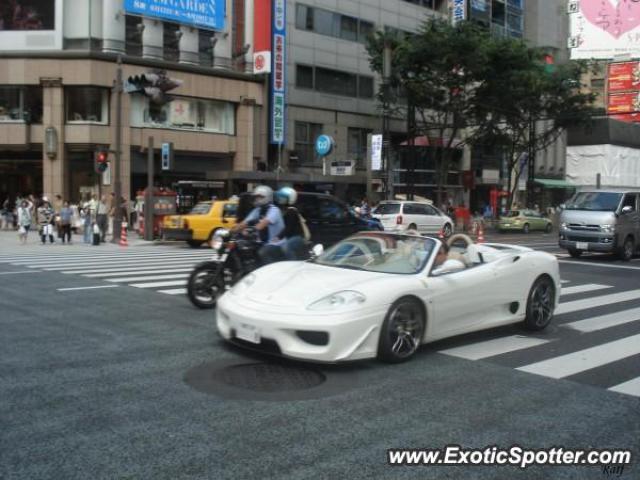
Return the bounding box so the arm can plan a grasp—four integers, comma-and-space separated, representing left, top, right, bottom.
244, 261, 388, 307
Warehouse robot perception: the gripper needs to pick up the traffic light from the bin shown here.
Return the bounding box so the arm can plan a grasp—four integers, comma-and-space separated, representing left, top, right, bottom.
124, 70, 183, 106
94, 148, 109, 174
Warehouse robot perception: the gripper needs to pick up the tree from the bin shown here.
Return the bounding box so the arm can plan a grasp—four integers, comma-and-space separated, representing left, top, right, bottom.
367, 18, 597, 208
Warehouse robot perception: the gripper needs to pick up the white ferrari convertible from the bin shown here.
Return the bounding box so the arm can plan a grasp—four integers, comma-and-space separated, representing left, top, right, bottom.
216, 232, 560, 363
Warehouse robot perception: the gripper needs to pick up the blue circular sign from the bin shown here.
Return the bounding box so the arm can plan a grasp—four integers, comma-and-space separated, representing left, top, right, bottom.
315, 135, 334, 157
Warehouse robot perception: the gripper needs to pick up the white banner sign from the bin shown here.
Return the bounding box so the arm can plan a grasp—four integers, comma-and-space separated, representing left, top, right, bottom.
451, 0, 467, 25
569, 0, 640, 60
371, 134, 383, 171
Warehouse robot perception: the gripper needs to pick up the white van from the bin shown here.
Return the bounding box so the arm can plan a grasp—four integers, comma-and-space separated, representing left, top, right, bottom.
372, 201, 454, 237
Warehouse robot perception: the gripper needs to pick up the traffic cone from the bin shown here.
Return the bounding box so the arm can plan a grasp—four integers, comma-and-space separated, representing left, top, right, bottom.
120, 222, 128, 247
477, 224, 485, 244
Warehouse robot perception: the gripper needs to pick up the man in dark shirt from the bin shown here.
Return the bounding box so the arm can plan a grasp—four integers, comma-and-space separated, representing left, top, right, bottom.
275, 187, 308, 260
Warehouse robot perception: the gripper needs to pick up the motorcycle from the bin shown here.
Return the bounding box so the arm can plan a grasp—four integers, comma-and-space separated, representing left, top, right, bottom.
187, 228, 262, 309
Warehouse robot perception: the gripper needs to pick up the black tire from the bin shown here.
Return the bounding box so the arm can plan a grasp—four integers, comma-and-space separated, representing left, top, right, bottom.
617, 236, 634, 262
523, 275, 555, 331
442, 223, 452, 238
545, 223, 552, 233
187, 262, 226, 309
187, 240, 202, 248
407, 223, 417, 231
378, 297, 425, 363
568, 248, 582, 258
523, 223, 530, 234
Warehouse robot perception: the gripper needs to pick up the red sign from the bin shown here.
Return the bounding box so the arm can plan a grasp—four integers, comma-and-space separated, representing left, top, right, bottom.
608, 62, 640, 92
253, 0, 272, 74
607, 92, 640, 114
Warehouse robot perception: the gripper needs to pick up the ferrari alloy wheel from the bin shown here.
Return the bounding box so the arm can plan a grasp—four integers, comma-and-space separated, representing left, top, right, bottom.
378, 298, 425, 363
187, 263, 226, 309
524, 276, 555, 331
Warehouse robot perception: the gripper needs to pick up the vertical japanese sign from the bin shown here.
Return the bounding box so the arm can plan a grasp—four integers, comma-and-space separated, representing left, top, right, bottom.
253, 0, 272, 74
270, 0, 287, 145
451, 0, 467, 25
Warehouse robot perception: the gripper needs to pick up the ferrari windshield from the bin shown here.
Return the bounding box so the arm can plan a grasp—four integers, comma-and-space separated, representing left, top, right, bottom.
314, 233, 436, 274
189, 202, 213, 215
565, 192, 622, 212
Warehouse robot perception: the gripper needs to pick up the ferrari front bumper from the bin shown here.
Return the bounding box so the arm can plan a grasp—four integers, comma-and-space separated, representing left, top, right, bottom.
216, 294, 387, 362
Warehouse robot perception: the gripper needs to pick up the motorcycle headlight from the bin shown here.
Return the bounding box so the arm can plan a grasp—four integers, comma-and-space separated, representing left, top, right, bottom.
307, 290, 366, 311
210, 236, 224, 250
230, 273, 256, 295
600, 224, 615, 233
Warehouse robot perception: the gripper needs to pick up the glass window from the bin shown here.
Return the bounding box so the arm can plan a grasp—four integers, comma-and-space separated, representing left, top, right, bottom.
373, 203, 401, 215
130, 95, 235, 134
164, 22, 180, 62
319, 199, 347, 221
347, 127, 372, 165
199, 29, 215, 67
125, 15, 143, 57
296, 65, 314, 89
314, 8, 338, 37
316, 67, 357, 97
565, 192, 623, 212
0, 1, 55, 30
622, 194, 637, 211
0, 87, 22, 121
358, 20, 374, 43
24, 86, 43, 124
425, 205, 439, 216
222, 203, 237, 217
340, 15, 358, 42
358, 76, 374, 99
295, 4, 313, 30
294, 121, 322, 164
507, 13, 522, 33
190, 202, 213, 215
66, 87, 109, 124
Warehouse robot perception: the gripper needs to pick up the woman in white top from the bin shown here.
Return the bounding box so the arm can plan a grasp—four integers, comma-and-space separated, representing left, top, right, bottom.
17, 200, 32, 245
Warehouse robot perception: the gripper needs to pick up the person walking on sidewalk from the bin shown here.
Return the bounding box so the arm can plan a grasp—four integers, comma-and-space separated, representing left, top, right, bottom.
80, 200, 92, 244
17, 200, 32, 245
96, 195, 108, 242
60, 201, 73, 244
37, 199, 55, 244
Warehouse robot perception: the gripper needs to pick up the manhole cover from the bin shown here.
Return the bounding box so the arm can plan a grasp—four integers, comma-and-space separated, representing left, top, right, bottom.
217, 363, 325, 392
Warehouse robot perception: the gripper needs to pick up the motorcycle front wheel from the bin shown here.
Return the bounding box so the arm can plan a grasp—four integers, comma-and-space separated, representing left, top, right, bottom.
187, 262, 227, 309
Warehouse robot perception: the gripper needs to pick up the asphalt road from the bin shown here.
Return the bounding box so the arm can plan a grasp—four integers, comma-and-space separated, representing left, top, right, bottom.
1, 231, 638, 480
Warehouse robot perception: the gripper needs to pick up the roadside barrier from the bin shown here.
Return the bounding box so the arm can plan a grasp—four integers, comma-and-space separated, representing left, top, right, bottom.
120, 222, 128, 247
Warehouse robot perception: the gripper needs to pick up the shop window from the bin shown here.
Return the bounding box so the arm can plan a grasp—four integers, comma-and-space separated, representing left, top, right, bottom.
0, 86, 42, 123
66, 87, 109, 124
130, 95, 235, 134
294, 121, 323, 164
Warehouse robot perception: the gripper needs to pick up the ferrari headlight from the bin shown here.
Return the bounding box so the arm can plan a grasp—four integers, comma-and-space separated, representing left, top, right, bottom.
307, 290, 366, 311
230, 273, 256, 295
600, 224, 615, 233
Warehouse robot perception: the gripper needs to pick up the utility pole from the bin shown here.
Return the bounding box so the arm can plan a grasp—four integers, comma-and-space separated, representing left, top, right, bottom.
526, 114, 536, 208
382, 43, 393, 200
112, 55, 123, 242
144, 136, 154, 241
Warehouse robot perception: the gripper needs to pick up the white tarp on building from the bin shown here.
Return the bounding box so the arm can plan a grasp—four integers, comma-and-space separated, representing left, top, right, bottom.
567, 145, 640, 188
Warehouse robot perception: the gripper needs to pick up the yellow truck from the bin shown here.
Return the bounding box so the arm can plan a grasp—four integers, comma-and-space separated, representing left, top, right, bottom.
162, 199, 238, 247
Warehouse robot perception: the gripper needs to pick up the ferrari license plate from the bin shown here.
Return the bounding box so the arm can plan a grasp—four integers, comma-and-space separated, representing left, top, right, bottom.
236, 322, 260, 344
576, 242, 588, 250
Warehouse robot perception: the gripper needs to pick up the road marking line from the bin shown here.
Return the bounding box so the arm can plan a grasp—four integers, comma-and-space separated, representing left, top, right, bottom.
61, 261, 200, 274
0, 270, 42, 275
158, 288, 188, 295
39, 257, 211, 270
16, 254, 213, 268
608, 376, 640, 397
556, 289, 640, 315
564, 307, 640, 333
517, 334, 640, 379
85, 268, 194, 278
561, 280, 570, 284
560, 284, 612, 296
130, 280, 188, 288
107, 273, 190, 283
439, 336, 550, 360
6, 250, 212, 261
57, 285, 120, 291
559, 260, 640, 271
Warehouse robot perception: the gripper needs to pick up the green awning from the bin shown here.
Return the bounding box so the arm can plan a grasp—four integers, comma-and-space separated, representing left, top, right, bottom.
534, 179, 576, 189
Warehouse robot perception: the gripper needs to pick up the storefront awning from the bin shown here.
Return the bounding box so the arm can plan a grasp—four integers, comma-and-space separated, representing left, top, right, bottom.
534, 179, 576, 189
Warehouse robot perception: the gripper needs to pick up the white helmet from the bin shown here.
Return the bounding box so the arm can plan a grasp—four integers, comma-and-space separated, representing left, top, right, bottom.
275, 186, 298, 206
253, 185, 273, 206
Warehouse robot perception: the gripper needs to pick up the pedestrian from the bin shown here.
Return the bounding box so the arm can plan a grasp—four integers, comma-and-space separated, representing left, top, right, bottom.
96, 195, 108, 242
60, 201, 73, 244
1, 197, 11, 230
17, 200, 32, 245
360, 197, 371, 218
53, 194, 63, 239
80, 201, 92, 244
37, 199, 55, 244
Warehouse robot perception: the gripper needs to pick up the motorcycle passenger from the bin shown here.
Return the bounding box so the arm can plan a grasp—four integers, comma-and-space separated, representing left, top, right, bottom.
274, 187, 309, 260
232, 185, 285, 264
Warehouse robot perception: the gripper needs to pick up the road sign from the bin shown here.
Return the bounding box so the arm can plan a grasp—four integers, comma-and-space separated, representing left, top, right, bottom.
161, 142, 173, 171
315, 135, 334, 157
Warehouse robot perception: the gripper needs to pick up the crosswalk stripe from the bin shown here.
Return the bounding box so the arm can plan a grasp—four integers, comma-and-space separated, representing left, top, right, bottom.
555, 289, 640, 315
157, 288, 188, 295
516, 334, 640, 379
85, 268, 195, 278
560, 284, 612, 296
107, 273, 190, 283
61, 261, 201, 274
130, 280, 188, 288
563, 307, 640, 333
38, 257, 211, 270
3, 249, 209, 259
439, 336, 550, 360
12, 252, 213, 267
608, 377, 640, 397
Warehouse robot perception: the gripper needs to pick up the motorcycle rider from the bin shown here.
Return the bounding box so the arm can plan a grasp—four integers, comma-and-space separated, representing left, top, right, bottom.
274, 186, 309, 260
232, 185, 285, 264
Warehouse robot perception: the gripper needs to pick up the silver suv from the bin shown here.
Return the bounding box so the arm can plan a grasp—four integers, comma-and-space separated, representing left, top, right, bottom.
559, 189, 640, 261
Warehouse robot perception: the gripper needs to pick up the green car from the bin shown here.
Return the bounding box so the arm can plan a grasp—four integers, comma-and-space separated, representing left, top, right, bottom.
498, 210, 553, 233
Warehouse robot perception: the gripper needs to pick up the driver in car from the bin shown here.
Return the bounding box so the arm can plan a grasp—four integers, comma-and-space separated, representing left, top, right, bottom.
431, 243, 466, 275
